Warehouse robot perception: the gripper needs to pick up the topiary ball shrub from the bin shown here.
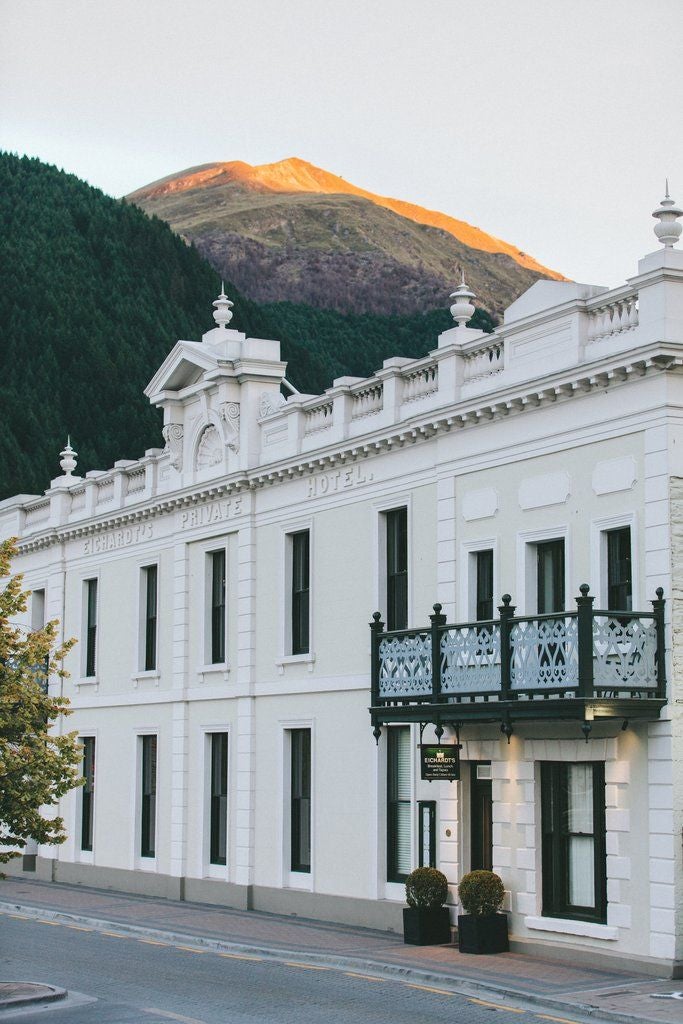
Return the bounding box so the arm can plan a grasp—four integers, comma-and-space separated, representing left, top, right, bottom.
405, 867, 449, 909
458, 870, 505, 916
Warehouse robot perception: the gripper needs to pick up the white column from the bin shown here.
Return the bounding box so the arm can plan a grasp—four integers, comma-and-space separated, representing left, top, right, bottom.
169, 540, 189, 879
436, 474, 457, 621
234, 513, 256, 888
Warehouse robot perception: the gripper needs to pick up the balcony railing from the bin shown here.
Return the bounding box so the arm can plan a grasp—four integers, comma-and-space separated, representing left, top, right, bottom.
370, 586, 666, 730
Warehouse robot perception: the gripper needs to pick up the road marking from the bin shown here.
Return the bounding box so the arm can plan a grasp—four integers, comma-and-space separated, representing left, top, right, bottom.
344, 972, 384, 982
8, 914, 28, 920
218, 952, 264, 962
144, 1009, 207, 1024
139, 938, 168, 946
469, 997, 524, 1013
101, 930, 127, 938
38, 920, 61, 926
405, 983, 455, 996
66, 924, 93, 932
536, 1016, 581, 1024
175, 945, 206, 954
283, 961, 330, 971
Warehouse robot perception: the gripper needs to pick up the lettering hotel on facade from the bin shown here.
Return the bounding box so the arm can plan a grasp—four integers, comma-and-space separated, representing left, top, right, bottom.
307, 465, 374, 498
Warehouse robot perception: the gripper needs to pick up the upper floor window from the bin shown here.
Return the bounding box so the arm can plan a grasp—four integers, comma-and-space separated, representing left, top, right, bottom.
385, 508, 408, 631
209, 550, 226, 664
142, 565, 158, 672
291, 531, 310, 656
85, 579, 98, 678
536, 540, 565, 614
475, 550, 494, 621
606, 527, 632, 610
31, 588, 46, 632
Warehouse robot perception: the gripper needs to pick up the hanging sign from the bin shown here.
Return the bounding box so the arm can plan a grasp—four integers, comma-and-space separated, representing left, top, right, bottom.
420, 744, 461, 782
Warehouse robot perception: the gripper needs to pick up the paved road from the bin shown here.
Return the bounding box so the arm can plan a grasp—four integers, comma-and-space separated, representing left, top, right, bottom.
0, 914, 601, 1024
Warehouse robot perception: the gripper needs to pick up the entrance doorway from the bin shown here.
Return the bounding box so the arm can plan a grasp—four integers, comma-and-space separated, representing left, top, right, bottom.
470, 763, 493, 871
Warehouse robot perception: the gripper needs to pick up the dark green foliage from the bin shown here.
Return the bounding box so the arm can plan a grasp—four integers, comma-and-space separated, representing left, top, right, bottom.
405, 867, 450, 908
458, 870, 505, 915
0, 152, 493, 500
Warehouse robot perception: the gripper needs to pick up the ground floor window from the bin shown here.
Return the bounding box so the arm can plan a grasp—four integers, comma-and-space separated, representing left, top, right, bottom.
541, 762, 606, 922
209, 733, 228, 866
80, 736, 95, 852
290, 728, 311, 873
140, 735, 157, 859
387, 726, 411, 882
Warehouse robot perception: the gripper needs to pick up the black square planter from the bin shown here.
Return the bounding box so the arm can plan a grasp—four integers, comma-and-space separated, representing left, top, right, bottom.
457, 912, 509, 954
403, 906, 452, 945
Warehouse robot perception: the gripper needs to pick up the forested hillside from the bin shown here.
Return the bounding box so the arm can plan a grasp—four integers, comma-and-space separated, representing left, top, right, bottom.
0, 153, 492, 500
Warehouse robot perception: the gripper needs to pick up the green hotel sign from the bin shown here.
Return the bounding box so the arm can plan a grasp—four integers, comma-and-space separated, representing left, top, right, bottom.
420, 744, 460, 782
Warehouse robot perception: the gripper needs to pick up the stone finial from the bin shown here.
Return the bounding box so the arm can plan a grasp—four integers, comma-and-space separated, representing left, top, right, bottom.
212, 282, 234, 329
449, 273, 476, 328
652, 181, 682, 248
59, 437, 77, 477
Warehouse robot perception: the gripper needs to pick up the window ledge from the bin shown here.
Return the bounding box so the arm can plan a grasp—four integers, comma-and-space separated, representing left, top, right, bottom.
75, 677, 99, 691
275, 653, 316, 675
524, 915, 618, 940
131, 671, 160, 688
197, 663, 230, 683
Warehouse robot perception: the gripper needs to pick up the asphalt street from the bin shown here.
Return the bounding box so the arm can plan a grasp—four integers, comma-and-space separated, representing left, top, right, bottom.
0, 913, 604, 1024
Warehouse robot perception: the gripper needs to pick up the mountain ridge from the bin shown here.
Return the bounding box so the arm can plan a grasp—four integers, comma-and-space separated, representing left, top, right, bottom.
129, 156, 564, 282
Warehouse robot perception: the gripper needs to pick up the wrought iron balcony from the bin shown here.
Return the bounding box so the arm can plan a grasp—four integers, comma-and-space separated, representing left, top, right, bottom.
369, 587, 666, 734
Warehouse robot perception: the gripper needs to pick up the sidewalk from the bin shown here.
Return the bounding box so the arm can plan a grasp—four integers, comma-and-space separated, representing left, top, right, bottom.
1, 876, 681, 1024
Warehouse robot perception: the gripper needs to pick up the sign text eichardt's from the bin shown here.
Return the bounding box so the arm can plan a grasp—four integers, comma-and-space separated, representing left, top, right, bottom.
420, 744, 461, 782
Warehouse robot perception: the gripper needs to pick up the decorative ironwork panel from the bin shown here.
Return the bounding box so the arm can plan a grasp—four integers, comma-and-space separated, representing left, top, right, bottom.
593, 615, 657, 689
378, 633, 432, 698
510, 616, 578, 690
440, 625, 500, 693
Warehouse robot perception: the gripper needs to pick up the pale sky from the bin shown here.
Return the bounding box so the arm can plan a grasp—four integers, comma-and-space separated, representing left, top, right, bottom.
1, 0, 681, 289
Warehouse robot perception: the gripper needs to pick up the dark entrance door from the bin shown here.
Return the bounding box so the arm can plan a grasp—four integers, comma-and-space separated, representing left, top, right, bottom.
470, 763, 493, 871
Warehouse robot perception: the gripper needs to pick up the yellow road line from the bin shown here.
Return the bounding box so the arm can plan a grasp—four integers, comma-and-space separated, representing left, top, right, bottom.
38, 920, 60, 926
469, 996, 524, 1013
283, 961, 330, 971
66, 924, 93, 932
218, 952, 263, 961
138, 938, 168, 946
536, 1015, 581, 1024
8, 914, 28, 920
101, 930, 127, 938
405, 983, 455, 996
344, 972, 384, 982
144, 1009, 207, 1024
174, 945, 206, 954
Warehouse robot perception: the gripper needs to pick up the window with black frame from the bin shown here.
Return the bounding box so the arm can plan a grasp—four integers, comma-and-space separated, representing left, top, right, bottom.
291, 532, 310, 655
81, 737, 95, 852
606, 527, 632, 610
387, 726, 411, 882
386, 508, 408, 631
210, 550, 226, 664
541, 762, 606, 922
143, 565, 158, 671
141, 735, 157, 859
85, 579, 97, 677
209, 733, 228, 866
290, 729, 311, 872
475, 549, 494, 621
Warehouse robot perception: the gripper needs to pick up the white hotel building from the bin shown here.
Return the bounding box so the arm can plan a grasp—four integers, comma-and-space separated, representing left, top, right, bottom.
3, 193, 683, 976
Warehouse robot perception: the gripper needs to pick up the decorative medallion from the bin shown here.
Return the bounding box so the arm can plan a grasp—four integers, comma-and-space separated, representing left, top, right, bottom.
196, 425, 223, 469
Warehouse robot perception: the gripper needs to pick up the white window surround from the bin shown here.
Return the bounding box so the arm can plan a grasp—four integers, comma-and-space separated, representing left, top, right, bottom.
590, 512, 639, 608
201, 726, 230, 879
133, 731, 159, 872
372, 493, 413, 627
515, 525, 572, 615
279, 718, 315, 892
458, 537, 499, 622
279, 520, 314, 663
524, 916, 618, 941
30, 587, 46, 631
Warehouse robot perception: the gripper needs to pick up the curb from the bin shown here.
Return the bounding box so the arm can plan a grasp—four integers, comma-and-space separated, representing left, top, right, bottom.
0, 901, 671, 1024
0, 983, 67, 1011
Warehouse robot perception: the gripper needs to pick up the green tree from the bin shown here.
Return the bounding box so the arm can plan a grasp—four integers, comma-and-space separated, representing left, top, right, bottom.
0, 538, 82, 867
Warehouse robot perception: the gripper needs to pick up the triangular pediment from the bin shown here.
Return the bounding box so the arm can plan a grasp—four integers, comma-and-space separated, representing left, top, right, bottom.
145, 341, 220, 401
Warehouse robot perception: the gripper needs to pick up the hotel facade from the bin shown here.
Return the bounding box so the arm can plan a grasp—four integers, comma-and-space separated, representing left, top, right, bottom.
3, 193, 683, 976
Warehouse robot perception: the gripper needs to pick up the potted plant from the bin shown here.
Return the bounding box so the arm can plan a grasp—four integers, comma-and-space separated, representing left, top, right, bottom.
403, 867, 452, 945
457, 869, 509, 954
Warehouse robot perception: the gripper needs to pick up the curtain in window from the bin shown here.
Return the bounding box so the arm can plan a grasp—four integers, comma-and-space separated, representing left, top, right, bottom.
567, 764, 594, 908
